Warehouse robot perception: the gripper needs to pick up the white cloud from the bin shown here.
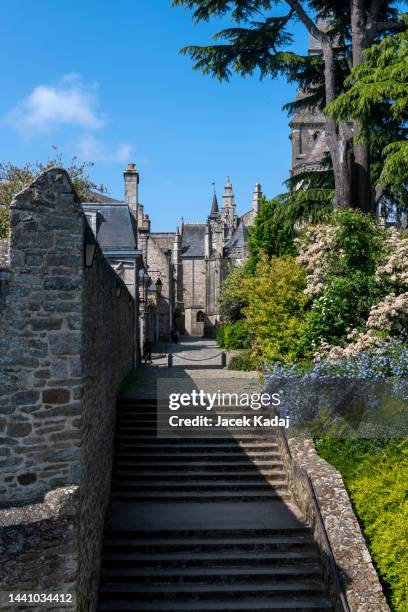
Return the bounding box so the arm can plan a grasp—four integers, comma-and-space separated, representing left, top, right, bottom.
77, 136, 132, 164
3, 75, 104, 132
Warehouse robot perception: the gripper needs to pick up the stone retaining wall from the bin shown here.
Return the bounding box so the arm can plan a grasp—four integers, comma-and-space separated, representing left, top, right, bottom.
0, 487, 78, 611
277, 434, 390, 612
0, 169, 135, 610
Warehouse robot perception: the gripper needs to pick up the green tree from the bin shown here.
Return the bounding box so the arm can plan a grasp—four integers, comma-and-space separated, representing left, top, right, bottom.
328, 19, 408, 210
172, 0, 404, 211
247, 189, 333, 269
218, 265, 249, 321
0, 150, 105, 239
242, 253, 309, 363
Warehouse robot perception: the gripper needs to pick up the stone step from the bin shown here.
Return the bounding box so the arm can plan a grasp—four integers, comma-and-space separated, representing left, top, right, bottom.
114, 452, 283, 461
114, 440, 280, 450
113, 462, 285, 472
101, 550, 320, 569
114, 444, 280, 455
111, 490, 291, 501
99, 565, 323, 584
111, 472, 286, 482
103, 534, 314, 552
104, 528, 312, 538
99, 580, 327, 601
111, 482, 288, 493
110, 491, 290, 502
98, 597, 332, 611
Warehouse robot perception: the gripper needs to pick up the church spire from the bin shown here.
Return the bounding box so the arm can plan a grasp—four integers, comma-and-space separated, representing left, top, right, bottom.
221, 176, 235, 209
210, 193, 219, 215
252, 183, 262, 215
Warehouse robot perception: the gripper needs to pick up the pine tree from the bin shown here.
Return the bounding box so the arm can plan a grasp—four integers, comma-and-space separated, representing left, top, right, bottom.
328, 18, 408, 211
172, 0, 404, 211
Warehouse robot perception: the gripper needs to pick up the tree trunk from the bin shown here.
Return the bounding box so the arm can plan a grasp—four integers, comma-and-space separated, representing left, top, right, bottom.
351, 0, 373, 212
322, 41, 353, 208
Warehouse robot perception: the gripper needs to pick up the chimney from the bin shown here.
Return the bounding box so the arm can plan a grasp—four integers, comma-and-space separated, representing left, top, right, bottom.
252, 183, 262, 215
124, 163, 139, 221
204, 223, 211, 258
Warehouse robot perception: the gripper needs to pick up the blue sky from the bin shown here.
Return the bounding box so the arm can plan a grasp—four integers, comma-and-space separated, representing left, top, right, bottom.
0, 1, 309, 230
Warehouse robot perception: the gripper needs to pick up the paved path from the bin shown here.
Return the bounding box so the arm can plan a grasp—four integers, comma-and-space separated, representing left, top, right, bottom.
122, 337, 261, 400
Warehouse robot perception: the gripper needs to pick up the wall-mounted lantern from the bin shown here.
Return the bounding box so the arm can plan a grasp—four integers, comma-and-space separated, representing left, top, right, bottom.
116, 283, 122, 298
155, 277, 163, 295
84, 224, 97, 268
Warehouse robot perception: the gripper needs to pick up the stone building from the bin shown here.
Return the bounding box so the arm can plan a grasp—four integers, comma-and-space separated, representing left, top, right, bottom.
289, 22, 330, 177
83, 166, 261, 340
139, 177, 262, 338
171, 178, 262, 336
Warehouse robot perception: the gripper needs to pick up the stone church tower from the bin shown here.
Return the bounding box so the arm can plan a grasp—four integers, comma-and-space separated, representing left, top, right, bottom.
289, 20, 330, 177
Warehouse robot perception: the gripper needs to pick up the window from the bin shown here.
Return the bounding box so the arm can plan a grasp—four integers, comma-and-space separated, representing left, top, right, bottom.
196, 311, 204, 322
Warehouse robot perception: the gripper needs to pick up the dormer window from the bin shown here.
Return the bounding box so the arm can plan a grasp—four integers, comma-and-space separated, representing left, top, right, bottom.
85, 212, 97, 233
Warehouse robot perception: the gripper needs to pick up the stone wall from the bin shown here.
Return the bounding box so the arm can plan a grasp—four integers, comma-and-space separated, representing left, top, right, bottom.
146, 236, 172, 340
277, 434, 390, 611
0, 487, 78, 611
0, 170, 85, 502
0, 238, 8, 267
78, 247, 135, 610
0, 169, 135, 611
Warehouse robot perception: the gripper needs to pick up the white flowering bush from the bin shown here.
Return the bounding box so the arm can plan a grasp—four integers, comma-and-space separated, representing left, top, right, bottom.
367, 292, 408, 333
296, 213, 408, 362
296, 224, 336, 297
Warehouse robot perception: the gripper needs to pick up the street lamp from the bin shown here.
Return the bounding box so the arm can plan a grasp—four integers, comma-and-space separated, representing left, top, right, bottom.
155, 278, 163, 295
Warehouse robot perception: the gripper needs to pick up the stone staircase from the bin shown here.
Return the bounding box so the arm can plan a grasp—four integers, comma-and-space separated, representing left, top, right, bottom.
98, 398, 333, 611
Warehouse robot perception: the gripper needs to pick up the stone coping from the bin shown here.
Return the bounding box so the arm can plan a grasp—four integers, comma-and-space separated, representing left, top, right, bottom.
281, 436, 389, 612
0, 486, 78, 527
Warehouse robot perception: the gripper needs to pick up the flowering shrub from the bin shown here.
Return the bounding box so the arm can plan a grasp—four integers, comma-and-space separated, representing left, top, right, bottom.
367, 292, 408, 333
376, 231, 408, 292
266, 341, 408, 439
296, 224, 336, 297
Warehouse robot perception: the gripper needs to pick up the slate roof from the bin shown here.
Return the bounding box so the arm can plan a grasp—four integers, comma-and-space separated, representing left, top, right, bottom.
182, 224, 206, 257
82, 203, 137, 249
240, 209, 255, 227
150, 232, 175, 253
226, 222, 249, 250
83, 190, 123, 204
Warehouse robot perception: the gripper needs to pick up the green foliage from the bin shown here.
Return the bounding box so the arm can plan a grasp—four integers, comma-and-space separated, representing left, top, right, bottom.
0, 150, 105, 239
228, 349, 256, 371
316, 438, 408, 611
243, 253, 310, 363
217, 320, 250, 349
301, 210, 385, 348
218, 265, 249, 322
247, 189, 334, 270
327, 18, 408, 205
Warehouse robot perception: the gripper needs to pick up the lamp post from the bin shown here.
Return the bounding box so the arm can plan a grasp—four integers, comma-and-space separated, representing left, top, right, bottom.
155, 277, 163, 295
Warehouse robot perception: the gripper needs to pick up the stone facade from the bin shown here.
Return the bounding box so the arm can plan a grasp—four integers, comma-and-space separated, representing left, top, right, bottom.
289, 22, 329, 177
137, 178, 262, 338
82, 168, 262, 342
276, 434, 390, 612
0, 487, 78, 611
0, 169, 135, 610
